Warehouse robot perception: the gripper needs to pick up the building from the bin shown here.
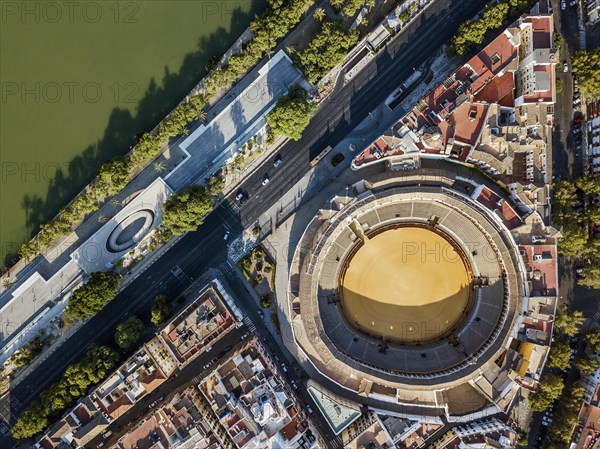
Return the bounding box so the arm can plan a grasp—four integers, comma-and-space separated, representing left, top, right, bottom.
199, 338, 317, 449
92, 347, 168, 421
352, 13, 557, 223
159, 281, 241, 366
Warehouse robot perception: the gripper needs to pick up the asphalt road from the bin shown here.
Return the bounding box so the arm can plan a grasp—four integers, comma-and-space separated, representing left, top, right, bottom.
1, 0, 490, 446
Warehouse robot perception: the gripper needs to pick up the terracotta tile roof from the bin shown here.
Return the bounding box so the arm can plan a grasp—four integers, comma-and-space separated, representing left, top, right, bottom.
467, 32, 518, 94
523, 16, 552, 49
474, 72, 515, 106
280, 419, 299, 441
476, 187, 522, 229
447, 102, 489, 147
140, 370, 166, 394
107, 394, 134, 420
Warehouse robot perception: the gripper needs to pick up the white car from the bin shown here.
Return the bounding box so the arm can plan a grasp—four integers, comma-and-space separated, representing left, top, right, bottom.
262, 175, 270, 186
563, 61, 569, 72
561, 0, 566, 9
223, 230, 230, 240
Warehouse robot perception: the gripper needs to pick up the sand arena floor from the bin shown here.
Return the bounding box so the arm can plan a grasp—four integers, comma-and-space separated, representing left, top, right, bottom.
340, 226, 472, 343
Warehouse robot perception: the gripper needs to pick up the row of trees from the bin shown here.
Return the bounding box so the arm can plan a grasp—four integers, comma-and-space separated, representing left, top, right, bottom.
572, 49, 600, 98
552, 177, 600, 289
11, 345, 119, 440
266, 85, 317, 141
448, 0, 537, 58
297, 20, 360, 84
11, 296, 174, 441
17, 0, 315, 265
529, 306, 595, 448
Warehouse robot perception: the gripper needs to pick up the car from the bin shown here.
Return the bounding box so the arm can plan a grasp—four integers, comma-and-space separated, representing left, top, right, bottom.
561, 0, 566, 9
211, 357, 218, 363
241, 332, 249, 340
273, 154, 282, 168
262, 174, 270, 186
291, 380, 298, 389
223, 230, 230, 240
573, 128, 582, 134
575, 152, 580, 158
257, 309, 264, 318
281, 364, 288, 373
573, 97, 581, 105
576, 267, 585, 274
235, 190, 244, 201
570, 0, 577, 6
205, 345, 213, 353
563, 60, 569, 72
306, 405, 314, 414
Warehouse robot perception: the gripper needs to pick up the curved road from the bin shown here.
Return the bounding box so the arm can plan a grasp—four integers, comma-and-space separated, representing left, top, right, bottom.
2, 0, 489, 445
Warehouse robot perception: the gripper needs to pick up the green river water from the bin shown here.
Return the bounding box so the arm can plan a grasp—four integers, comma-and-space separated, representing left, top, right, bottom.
0, 0, 264, 268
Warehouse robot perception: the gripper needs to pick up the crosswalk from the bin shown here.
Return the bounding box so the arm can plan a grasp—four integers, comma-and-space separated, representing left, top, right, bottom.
329, 436, 343, 449
593, 311, 600, 323
191, 374, 204, 385
243, 316, 256, 333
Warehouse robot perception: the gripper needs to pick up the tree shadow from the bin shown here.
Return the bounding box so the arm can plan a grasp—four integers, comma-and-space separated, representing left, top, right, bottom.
3, 3, 263, 269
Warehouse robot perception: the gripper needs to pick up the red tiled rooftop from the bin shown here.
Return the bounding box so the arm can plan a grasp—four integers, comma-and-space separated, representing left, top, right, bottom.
119, 415, 169, 449
140, 370, 166, 394
280, 419, 299, 441
523, 16, 552, 49
467, 32, 518, 94
73, 404, 92, 426
474, 72, 515, 106
476, 186, 522, 229
521, 244, 557, 295
107, 394, 134, 420
447, 102, 489, 147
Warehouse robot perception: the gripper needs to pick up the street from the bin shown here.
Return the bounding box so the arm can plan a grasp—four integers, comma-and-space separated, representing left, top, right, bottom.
0, 0, 492, 446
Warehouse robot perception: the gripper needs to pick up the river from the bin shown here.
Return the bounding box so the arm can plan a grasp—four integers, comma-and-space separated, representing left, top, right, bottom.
0, 0, 265, 268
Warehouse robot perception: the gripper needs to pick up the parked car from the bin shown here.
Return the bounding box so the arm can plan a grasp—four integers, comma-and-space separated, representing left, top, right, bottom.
273, 154, 282, 168
223, 230, 230, 240
563, 60, 569, 72
561, 0, 566, 9
307, 405, 314, 414
570, 0, 577, 6
291, 380, 298, 389
281, 363, 288, 373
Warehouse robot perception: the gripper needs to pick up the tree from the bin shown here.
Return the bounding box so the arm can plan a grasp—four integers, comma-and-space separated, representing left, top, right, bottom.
554, 304, 584, 337
10, 344, 118, 441
162, 185, 213, 235
576, 174, 600, 196
313, 7, 326, 21
260, 295, 272, 308
528, 373, 564, 412
572, 49, 600, 98
547, 341, 571, 370
151, 295, 173, 326
342, 0, 365, 17
580, 265, 600, 289
266, 85, 317, 141
115, 316, 145, 350
10, 401, 48, 441
66, 271, 122, 320
95, 156, 131, 196
574, 355, 599, 376
586, 328, 600, 350
297, 21, 360, 83
481, 2, 509, 29
206, 174, 225, 197
154, 161, 167, 172
330, 0, 345, 10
